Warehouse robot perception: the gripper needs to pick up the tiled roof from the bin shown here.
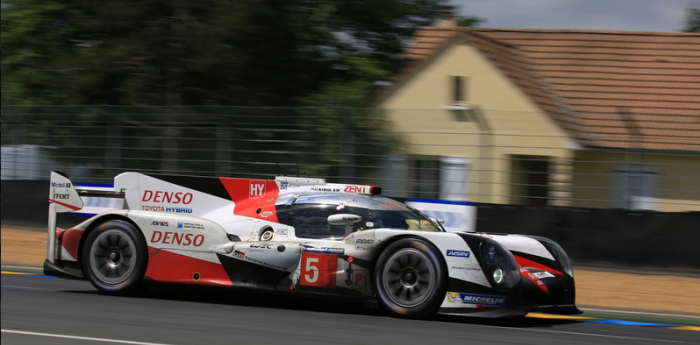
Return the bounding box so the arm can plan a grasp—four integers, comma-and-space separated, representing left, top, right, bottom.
400, 27, 700, 152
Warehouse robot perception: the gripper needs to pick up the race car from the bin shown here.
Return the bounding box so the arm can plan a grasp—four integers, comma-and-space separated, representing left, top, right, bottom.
45, 170, 580, 319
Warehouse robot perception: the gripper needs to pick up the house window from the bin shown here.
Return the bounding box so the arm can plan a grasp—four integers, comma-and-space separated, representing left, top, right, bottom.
613, 165, 658, 210
450, 76, 470, 105
409, 159, 439, 199
408, 156, 470, 201
510, 155, 550, 206
439, 156, 470, 201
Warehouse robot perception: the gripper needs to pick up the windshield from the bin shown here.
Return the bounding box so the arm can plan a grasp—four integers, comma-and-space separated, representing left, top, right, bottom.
364, 198, 442, 232
278, 193, 443, 238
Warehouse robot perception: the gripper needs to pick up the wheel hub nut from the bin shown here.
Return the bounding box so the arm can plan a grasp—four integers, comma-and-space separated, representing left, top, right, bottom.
109, 250, 121, 264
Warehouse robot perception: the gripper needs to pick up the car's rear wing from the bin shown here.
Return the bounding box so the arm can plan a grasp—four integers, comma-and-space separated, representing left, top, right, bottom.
47, 171, 125, 263
275, 176, 382, 196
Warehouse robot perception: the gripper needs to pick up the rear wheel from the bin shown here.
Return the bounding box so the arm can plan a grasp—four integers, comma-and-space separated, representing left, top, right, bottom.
81, 220, 148, 295
374, 238, 446, 318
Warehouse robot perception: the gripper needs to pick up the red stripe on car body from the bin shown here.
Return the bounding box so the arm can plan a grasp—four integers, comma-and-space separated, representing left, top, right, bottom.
145, 247, 232, 286
60, 228, 84, 260
219, 178, 280, 222
514, 255, 564, 276
50, 199, 82, 210
519, 266, 550, 295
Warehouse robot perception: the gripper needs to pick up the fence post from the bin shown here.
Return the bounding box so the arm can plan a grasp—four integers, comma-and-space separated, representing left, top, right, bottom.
620, 107, 643, 210
339, 108, 356, 182
473, 106, 493, 203
216, 119, 232, 177
161, 108, 180, 172
106, 116, 122, 179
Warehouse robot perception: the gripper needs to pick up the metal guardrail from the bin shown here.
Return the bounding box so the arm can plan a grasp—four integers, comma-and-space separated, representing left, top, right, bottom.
2, 105, 699, 212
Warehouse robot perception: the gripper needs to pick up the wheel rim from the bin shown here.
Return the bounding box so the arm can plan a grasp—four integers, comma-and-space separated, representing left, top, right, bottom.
381, 248, 436, 308
89, 229, 137, 284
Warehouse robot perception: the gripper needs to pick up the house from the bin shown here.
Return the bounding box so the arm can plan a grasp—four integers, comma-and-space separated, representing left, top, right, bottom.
373, 26, 700, 212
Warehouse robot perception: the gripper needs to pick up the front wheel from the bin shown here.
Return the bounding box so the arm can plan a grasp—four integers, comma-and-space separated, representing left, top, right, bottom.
374, 238, 446, 318
81, 220, 148, 295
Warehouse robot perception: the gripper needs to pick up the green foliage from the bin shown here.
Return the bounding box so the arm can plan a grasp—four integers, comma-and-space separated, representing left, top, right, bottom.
2, 0, 459, 178
297, 55, 398, 180
685, 5, 700, 32
1, 0, 83, 105
457, 16, 485, 27
2, 0, 445, 106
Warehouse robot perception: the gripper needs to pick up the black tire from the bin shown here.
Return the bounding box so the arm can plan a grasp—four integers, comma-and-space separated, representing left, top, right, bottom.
81, 220, 148, 295
374, 238, 447, 318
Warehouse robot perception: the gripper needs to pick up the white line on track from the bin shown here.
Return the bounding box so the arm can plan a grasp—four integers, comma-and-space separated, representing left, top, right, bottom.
1, 284, 53, 291
517, 327, 686, 343
581, 307, 700, 320
473, 323, 687, 344
1, 329, 176, 345
1, 264, 42, 271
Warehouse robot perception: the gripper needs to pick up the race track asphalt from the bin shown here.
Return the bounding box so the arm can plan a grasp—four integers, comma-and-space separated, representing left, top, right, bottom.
2, 273, 698, 345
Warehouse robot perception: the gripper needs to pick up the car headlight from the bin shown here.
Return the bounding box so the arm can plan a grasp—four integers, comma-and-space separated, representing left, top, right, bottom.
493, 268, 504, 284
479, 239, 520, 289
529, 236, 574, 277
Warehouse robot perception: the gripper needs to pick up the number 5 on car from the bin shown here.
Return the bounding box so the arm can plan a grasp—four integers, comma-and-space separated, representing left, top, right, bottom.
300, 252, 338, 287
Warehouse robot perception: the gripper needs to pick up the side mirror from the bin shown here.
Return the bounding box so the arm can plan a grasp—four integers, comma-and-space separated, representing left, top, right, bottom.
327, 214, 363, 226
430, 217, 445, 225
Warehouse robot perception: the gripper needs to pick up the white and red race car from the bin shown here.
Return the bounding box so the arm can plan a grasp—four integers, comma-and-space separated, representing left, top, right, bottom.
45, 170, 580, 318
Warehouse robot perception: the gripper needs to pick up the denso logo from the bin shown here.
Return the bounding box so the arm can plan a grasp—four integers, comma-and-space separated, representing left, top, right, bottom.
151, 221, 169, 227
142, 190, 193, 204
150, 231, 204, 246
250, 180, 266, 199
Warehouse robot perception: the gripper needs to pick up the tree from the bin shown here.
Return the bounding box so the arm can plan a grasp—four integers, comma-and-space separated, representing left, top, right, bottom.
4, 0, 488, 181
2, 0, 446, 106
1, 0, 83, 105
297, 55, 396, 180
684, 3, 700, 32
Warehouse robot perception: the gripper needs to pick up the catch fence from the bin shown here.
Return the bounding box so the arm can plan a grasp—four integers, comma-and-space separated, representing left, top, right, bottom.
2, 105, 699, 212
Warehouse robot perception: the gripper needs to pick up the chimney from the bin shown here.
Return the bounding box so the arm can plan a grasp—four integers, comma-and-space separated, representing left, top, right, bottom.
436, 5, 457, 27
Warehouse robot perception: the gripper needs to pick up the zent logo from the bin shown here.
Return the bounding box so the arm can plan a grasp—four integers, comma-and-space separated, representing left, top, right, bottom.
151, 221, 169, 227
249, 181, 266, 199
344, 185, 366, 193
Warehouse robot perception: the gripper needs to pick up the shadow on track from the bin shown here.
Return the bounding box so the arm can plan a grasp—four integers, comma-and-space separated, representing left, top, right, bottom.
62, 285, 579, 328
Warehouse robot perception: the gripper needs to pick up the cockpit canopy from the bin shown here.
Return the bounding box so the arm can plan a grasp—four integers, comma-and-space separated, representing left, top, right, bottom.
275, 193, 442, 239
